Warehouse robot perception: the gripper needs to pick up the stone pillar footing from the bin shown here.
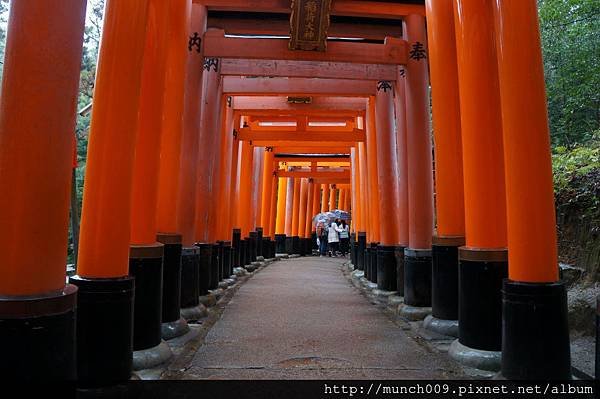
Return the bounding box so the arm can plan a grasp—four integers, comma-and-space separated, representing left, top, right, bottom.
423, 315, 459, 338
180, 304, 208, 321
398, 303, 432, 321
432, 236, 463, 320
161, 317, 190, 341
132, 340, 173, 371
448, 339, 501, 372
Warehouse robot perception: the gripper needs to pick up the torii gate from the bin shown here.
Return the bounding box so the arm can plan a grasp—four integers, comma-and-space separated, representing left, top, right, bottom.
0, 0, 569, 385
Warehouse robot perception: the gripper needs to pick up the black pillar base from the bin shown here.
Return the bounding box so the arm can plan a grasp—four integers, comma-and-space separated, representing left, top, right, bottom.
311, 232, 318, 250
403, 248, 432, 307
195, 243, 212, 296
227, 245, 234, 276
0, 285, 77, 381
501, 280, 571, 379
241, 239, 249, 266
357, 232, 367, 271
292, 236, 301, 255
285, 236, 293, 254
377, 245, 397, 291
222, 241, 232, 279
369, 243, 379, 284
350, 237, 356, 265
157, 233, 183, 324
69, 276, 134, 387
180, 247, 200, 309
305, 237, 312, 256
432, 236, 464, 321
232, 228, 241, 268
216, 241, 225, 281
249, 232, 258, 262
129, 244, 164, 352
364, 246, 371, 280
262, 237, 271, 259
395, 246, 405, 297
299, 238, 307, 256
458, 247, 507, 351
275, 234, 286, 254
256, 228, 264, 257
210, 243, 220, 288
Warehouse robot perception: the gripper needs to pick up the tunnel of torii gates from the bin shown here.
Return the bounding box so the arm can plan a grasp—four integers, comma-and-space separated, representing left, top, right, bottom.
0, 0, 570, 385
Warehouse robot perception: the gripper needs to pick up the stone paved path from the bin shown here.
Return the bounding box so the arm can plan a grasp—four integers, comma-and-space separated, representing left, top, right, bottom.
181, 256, 465, 379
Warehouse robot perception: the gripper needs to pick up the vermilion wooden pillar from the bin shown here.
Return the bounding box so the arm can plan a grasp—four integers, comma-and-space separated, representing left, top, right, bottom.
177, 3, 209, 325
275, 177, 288, 254
320, 183, 329, 213
297, 178, 309, 255
366, 98, 381, 245
215, 98, 235, 241
450, 0, 508, 367
394, 72, 409, 248
0, 0, 86, 381
284, 175, 295, 238
195, 56, 221, 242
128, 0, 172, 364
311, 182, 320, 230
338, 189, 346, 211
237, 141, 254, 238
424, 0, 464, 336
494, 0, 570, 379
329, 185, 337, 211
207, 96, 226, 244
374, 83, 401, 292
350, 148, 360, 233
260, 149, 275, 236
251, 147, 265, 234
401, 14, 434, 314
291, 177, 301, 254
155, 0, 192, 341
357, 141, 369, 270
269, 172, 278, 238
71, 0, 150, 385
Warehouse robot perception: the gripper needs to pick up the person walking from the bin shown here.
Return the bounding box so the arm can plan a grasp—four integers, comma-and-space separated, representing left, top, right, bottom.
327, 219, 343, 257
339, 220, 350, 256
317, 222, 328, 257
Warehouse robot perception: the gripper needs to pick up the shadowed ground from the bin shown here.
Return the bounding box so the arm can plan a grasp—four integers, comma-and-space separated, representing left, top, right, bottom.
181, 256, 465, 379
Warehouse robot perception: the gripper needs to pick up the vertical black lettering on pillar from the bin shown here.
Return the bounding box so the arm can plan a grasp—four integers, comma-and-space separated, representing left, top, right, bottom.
377, 81, 393, 93
203, 57, 219, 72
409, 41, 427, 61
188, 32, 202, 53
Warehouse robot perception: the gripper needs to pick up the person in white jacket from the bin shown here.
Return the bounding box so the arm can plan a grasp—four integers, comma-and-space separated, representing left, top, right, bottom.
327, 219, 343, 257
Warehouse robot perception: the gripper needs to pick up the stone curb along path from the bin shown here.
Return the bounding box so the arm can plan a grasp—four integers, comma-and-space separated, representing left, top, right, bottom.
134, 257, 280, 380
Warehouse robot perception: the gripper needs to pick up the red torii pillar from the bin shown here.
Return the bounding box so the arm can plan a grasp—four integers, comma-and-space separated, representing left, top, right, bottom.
400, 13, 434, 317
494, 0, 570, 379
328, 185, 337, 211
320, 183, 329, 213
423, 0, 464, 336
177, 3, 209, 324
374, 82, 401, 292
392, 72, 409, 298
274, 173, 288, 254
229, 116, 243, 268
195, 57, 221, 292
449, 0, 507, 369
365, 97, 381, 284
128, 0, 174, 366
357, 141, 369, 271
155, 0, 192, 340
0, 0, 86, 380
72, 0, 150, 385
291, 176, 301, 254
297, 178, 309, 255
284, 174, 295, 253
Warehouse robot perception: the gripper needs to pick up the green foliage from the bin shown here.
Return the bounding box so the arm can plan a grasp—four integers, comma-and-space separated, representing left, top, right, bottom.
539, 0, 600, 148
552, 130, 600, 218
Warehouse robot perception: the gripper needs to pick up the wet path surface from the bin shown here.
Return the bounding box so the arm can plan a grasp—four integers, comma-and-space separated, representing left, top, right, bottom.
180, 256, 465, 379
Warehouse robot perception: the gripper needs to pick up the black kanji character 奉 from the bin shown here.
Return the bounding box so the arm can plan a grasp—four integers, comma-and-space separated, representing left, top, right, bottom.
203, 58, 219, 72
377, 81, 393, 93
409, 42, 427, 61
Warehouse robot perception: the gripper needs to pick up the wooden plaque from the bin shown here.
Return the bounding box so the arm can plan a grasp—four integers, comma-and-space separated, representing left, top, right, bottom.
289, 0, 332, 52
